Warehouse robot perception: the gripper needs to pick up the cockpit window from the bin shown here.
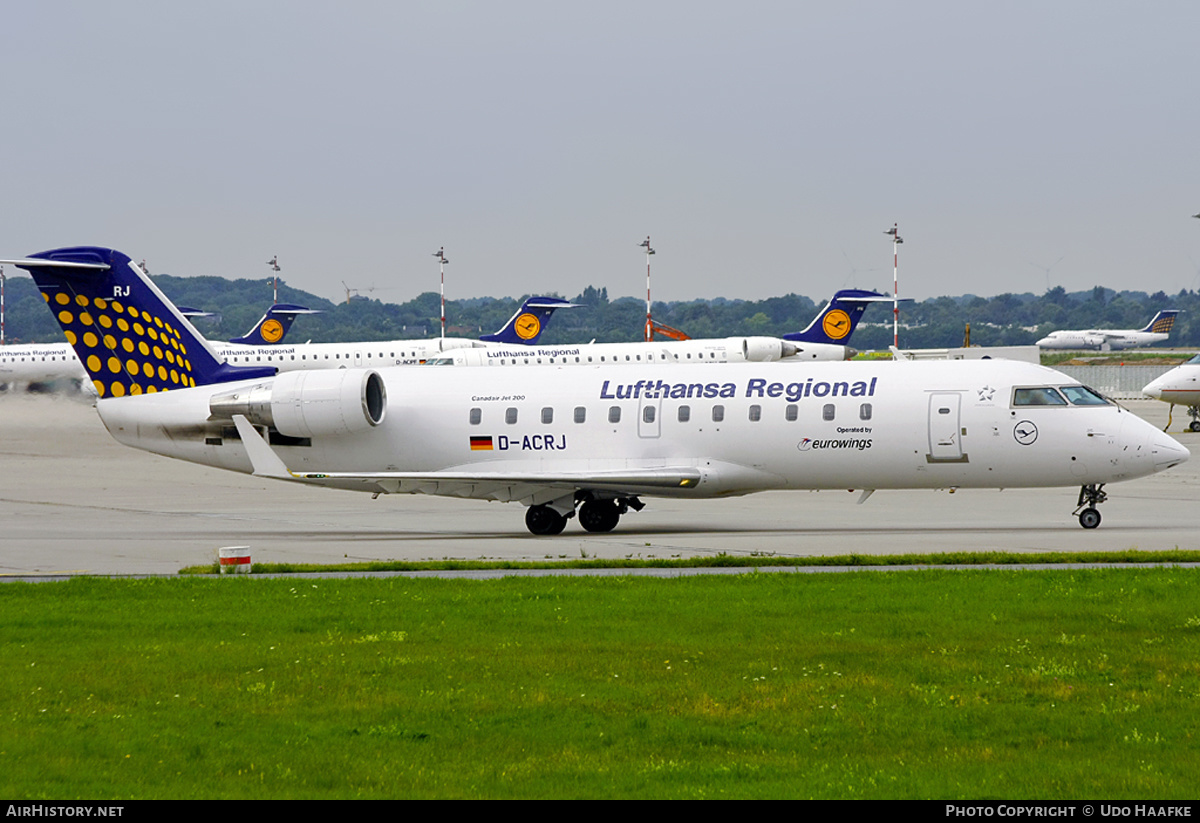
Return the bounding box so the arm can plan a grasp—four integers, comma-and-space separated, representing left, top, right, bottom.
1187, 354, 1200, 366
1059, 385, 1110, 405
1013, 387, 1068, 406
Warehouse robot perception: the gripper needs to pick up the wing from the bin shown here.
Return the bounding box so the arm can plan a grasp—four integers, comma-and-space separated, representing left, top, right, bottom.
232, 416, 701, 504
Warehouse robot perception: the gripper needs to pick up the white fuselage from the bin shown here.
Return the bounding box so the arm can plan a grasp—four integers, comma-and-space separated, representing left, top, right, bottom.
0, 342, 85, 384
424, 337, 848, 367
95, 360, 1187, 509
1143, 358, 1200, 407
1036, 330, 1168, 351
213, 335, 847, 372
211, 336, 489, 370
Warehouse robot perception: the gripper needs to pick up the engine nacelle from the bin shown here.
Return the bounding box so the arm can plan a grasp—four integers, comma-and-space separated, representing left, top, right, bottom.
737, 337, 802, 362
209, 369, 387, 438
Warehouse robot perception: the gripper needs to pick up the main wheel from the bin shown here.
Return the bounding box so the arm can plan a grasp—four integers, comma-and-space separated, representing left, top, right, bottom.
525, 505, 567, 535
1078, 508, 1101, 529
1189, 420, 1200, 433
578, 500, 621, 533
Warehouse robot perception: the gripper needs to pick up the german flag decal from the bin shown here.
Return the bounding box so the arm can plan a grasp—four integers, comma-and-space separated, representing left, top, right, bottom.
470, 436, 494, 451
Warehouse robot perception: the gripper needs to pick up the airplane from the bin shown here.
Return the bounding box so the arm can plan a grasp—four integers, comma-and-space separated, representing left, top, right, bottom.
1036, 310, 1180, 351
7, 245, 1190, 536
0, 302, 313, 389
421, 289, 893, 367
1141, 354, 1200, 431
209, 295, 577, 371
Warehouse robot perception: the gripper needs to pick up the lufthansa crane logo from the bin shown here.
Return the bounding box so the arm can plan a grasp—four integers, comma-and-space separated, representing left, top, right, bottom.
822, 309, 852, 340
515, 313, 541, 341
260, 318, 285, 343
1013, 420, 1038, 446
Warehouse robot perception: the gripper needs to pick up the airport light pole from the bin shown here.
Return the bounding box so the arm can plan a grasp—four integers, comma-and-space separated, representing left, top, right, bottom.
640, 236, 655, 341
884, 224, 903, 348
266, 256, 281, 304
433, 247, 449, 341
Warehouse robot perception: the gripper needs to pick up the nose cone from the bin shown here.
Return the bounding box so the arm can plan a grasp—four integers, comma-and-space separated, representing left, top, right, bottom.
1115, 411, 1190, 480
1142, 376, 1165, 400
1150, 433, 1191, 472
1036, 336, 1053, 347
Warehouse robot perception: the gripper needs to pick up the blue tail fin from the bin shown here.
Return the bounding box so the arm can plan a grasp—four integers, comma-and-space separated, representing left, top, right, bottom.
4, 246, 275, 397
479, 297, 577, 344
229, 303, 321, 345
783, 289, 895, 345
1141, 310, 1180, 335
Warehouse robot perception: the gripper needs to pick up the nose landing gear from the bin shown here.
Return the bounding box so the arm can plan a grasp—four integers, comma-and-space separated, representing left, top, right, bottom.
1073, 483, 1107, 529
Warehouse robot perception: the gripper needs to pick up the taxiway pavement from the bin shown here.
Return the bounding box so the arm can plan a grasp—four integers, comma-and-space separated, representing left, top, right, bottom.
1, 392, 1196, 576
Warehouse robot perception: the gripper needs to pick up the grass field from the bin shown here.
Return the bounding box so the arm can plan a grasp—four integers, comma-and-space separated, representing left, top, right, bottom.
4, 569, 1200, 799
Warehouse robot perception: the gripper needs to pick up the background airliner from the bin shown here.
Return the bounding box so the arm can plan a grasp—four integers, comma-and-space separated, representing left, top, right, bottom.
10, 245, 1190, 536
423, 289, 891, 367
1142, 355, 1200, 431
211, 295, 576, 371
1036, 310, 1180, 350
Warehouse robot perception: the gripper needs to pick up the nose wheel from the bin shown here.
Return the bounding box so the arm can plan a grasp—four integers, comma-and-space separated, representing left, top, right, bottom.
1073, 484, 1107, 529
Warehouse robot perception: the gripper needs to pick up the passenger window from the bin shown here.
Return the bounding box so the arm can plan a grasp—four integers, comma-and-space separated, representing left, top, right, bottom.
609, 406, 621, 424
748, 404, 761, 422
785, 404, 798, 422
712, 405, 725, 422
1013, 387, 1068, 406
542, 407, 553, 424
574, 406, 586, 423
678, 405, 691, 423
506, 407, 518, 424
860, 403, 872, 420
469, 408, 482, 425
823, 404, 835, 421
643, 406, 655, 423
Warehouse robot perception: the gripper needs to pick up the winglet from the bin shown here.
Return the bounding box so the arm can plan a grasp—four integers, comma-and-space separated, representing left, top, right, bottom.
784, 289, 898, 346
479, 297, 577, 344
232, 414, 293, 478
229, 303, 322, 345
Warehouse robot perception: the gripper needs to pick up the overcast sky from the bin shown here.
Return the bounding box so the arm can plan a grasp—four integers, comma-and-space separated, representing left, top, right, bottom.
4, 1, 1199, 306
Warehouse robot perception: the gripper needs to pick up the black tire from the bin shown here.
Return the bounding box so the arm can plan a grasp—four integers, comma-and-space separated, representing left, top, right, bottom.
578, 500, 621, 533
1189, 421, 1200, 433
1078, 508, 1101, 529
525, 505, 567, 535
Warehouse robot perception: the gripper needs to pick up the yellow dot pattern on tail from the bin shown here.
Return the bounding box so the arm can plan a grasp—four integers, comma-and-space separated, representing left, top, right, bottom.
43, 290, 196, 398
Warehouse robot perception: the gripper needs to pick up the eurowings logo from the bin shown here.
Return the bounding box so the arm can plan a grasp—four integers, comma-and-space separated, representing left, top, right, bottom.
798, 436, 873, 452
515, 313, 541, 341
822, 309, 852, 340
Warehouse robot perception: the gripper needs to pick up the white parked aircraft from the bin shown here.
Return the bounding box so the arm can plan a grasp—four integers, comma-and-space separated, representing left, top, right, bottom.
210, 295, 576, 372
421, 289, 891, 368
8, 245, 1190, 535
1036, 310, 1180, 351
1142, 354, 1200, 431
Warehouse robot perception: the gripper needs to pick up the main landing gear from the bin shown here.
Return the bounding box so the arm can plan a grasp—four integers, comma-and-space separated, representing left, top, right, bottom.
524, 494, 645, 535
1073, 483, 1107, 529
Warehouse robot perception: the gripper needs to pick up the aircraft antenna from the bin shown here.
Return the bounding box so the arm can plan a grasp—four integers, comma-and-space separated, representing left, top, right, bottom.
433, 247, 449, 340
639, 236, 655, 341
884, 224, 904, 347
266, 256, 281, 303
